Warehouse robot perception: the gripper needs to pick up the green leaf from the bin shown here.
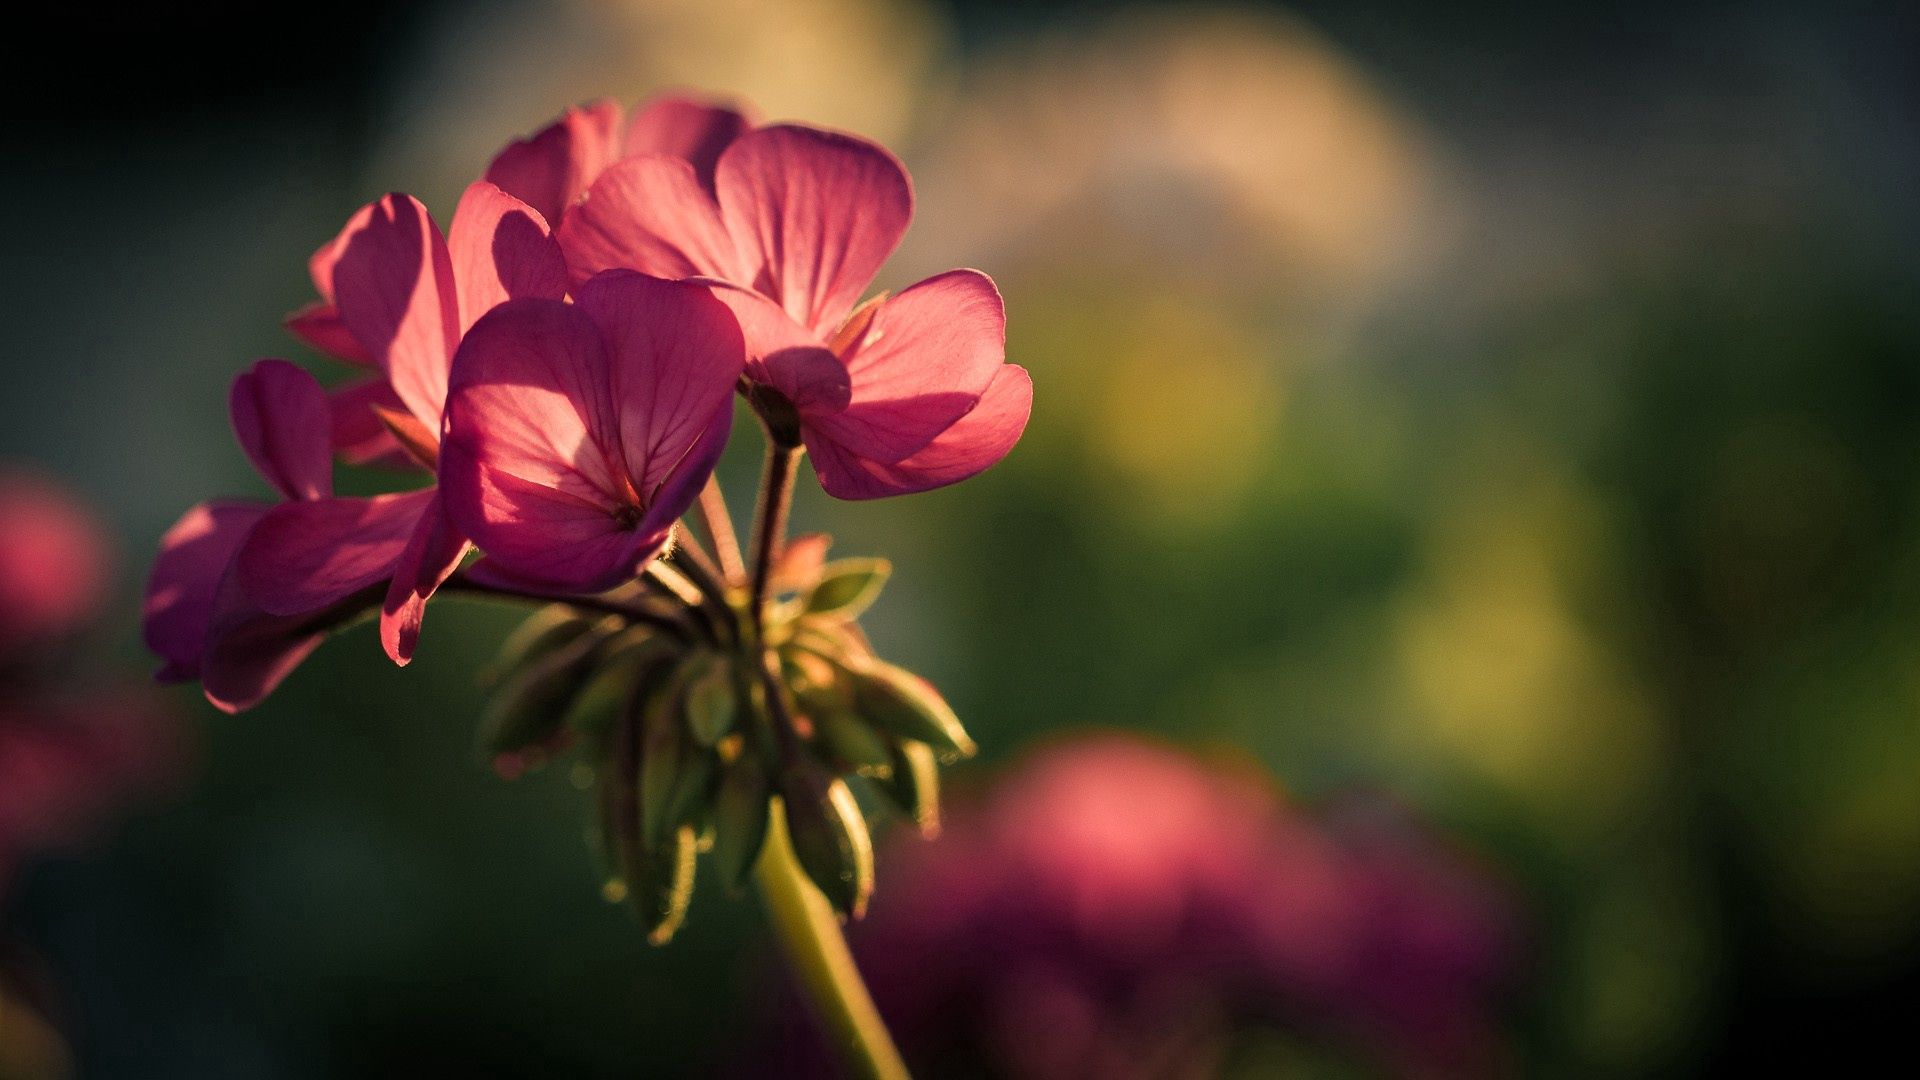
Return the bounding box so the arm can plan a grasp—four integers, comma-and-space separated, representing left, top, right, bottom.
847, 660, 976, 760
802, 558, 891, 619
712, 756, 771, 889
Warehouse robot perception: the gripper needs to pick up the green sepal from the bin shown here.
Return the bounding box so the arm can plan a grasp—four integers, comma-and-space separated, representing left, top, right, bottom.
802, 558, 891, 620
636, 824, 699, 945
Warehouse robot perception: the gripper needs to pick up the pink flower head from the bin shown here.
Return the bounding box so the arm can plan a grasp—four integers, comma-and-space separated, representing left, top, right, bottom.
554, 109, 1032, 499
0, 469, 111, 652
438, 271, 743, 593
483, 93, 756, 231
270, 180, 571, 661
145, 361, 424, 711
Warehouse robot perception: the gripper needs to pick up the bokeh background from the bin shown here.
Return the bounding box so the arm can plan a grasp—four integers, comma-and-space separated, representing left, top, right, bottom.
5, 0, 1919, 1075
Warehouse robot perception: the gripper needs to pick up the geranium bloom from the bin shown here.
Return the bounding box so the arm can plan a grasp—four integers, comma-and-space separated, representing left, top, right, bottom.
145, 361, 423, 711
0, 469, 111, 652
2, 469, 178, 893
262, 181, 570, 661
484, 94, 756, 231
750, 736, 1516, 1080
554, 111, 1032, 499
437, 271, 743, 592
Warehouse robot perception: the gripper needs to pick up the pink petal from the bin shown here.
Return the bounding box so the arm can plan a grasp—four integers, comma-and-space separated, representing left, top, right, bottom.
234, 490, 434, 616
328, 377, 421, 470
230, 359, 333, 502
803, 269, 1006, 464
483, 99, 625, 228
624, 94, 755, 190
330, 194, 461, 429
284, 301, 374, 366
706, 281, 850, 413
439, 299, 636, 590
557, 156, 743, 286
714, 124, 913, 336
143, 500, 268, 682
573, 271, 745, 497
200, 570, 385, 715
439, 283, 740, 592
446, 180, 570, 333
809, 365, 1032, 500
379, 493, 469, 665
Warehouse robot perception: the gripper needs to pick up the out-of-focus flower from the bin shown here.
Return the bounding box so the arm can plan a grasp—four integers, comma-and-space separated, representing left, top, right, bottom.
2, 469, 180, 1080
559, 112, 1031, 498
754, 735, 1516, 1079
0, 471, 111, 653
438, 272, 742, 591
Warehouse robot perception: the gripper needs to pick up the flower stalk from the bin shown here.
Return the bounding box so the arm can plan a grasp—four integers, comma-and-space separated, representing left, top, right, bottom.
755, 800, 910, 1080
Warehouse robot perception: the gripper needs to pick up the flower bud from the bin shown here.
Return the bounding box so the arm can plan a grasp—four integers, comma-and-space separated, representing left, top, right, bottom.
778, 761, 874, 919
477, 615, 621, 768
682, 651, 738, 746
712, 753, 771, 889
845, 659, 976, 761
877, 739, 942, 838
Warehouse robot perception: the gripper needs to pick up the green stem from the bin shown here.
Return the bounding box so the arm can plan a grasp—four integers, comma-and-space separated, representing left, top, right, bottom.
747, 442, 799, 624
755, 802, 910, 1080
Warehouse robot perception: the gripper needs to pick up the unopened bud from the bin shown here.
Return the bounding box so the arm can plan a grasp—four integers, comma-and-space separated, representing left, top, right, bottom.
846, 659, 976, 761
779, 763, 874, 919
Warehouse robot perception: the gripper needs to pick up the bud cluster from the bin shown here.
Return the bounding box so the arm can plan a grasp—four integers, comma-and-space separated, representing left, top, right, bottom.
478, 536, 971, 942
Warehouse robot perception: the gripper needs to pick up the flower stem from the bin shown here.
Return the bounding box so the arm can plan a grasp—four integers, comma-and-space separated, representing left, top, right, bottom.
755, 801, 910, 1080
748, 443, 799, 624
697, 477, 747, 585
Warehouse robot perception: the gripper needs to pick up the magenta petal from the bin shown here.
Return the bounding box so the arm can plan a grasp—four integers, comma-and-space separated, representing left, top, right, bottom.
706, 281, 850, 412
331, 194, 461, 429
573, 272, 746, 495
446, 180, 570, 333
143, 500, 268, 682
198, 572, 330, 714
624, 94, 755, 190
715, 125, 913, 335
803, 269, 1006, 464
483, 99, 625, 228
234, 490, 433, 616
328, 377, 420, 470
810, 365, 1032, 500
558, 156, 743, 287
440, 280, 741, 592
285, 301, 374, 366
230, 359, 333, 502
379, 493, 468, 665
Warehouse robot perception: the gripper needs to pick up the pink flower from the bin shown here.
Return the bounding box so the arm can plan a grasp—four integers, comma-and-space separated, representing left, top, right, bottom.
0, 469, 111, 652
437, 271, 743, 592
144, 361, 423, 712
483, 94, 756, 231
553, 109, 1032, 499
267, 180, 571, 661
751, 736, 1516, 1080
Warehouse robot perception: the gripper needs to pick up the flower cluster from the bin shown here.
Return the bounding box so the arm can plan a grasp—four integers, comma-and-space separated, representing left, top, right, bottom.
754, 736, 1517, 1079
143, 93, 1029, 937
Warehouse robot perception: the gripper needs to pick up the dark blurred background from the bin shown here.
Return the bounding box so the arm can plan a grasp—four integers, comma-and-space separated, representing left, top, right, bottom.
3, 0, 1918, 1075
